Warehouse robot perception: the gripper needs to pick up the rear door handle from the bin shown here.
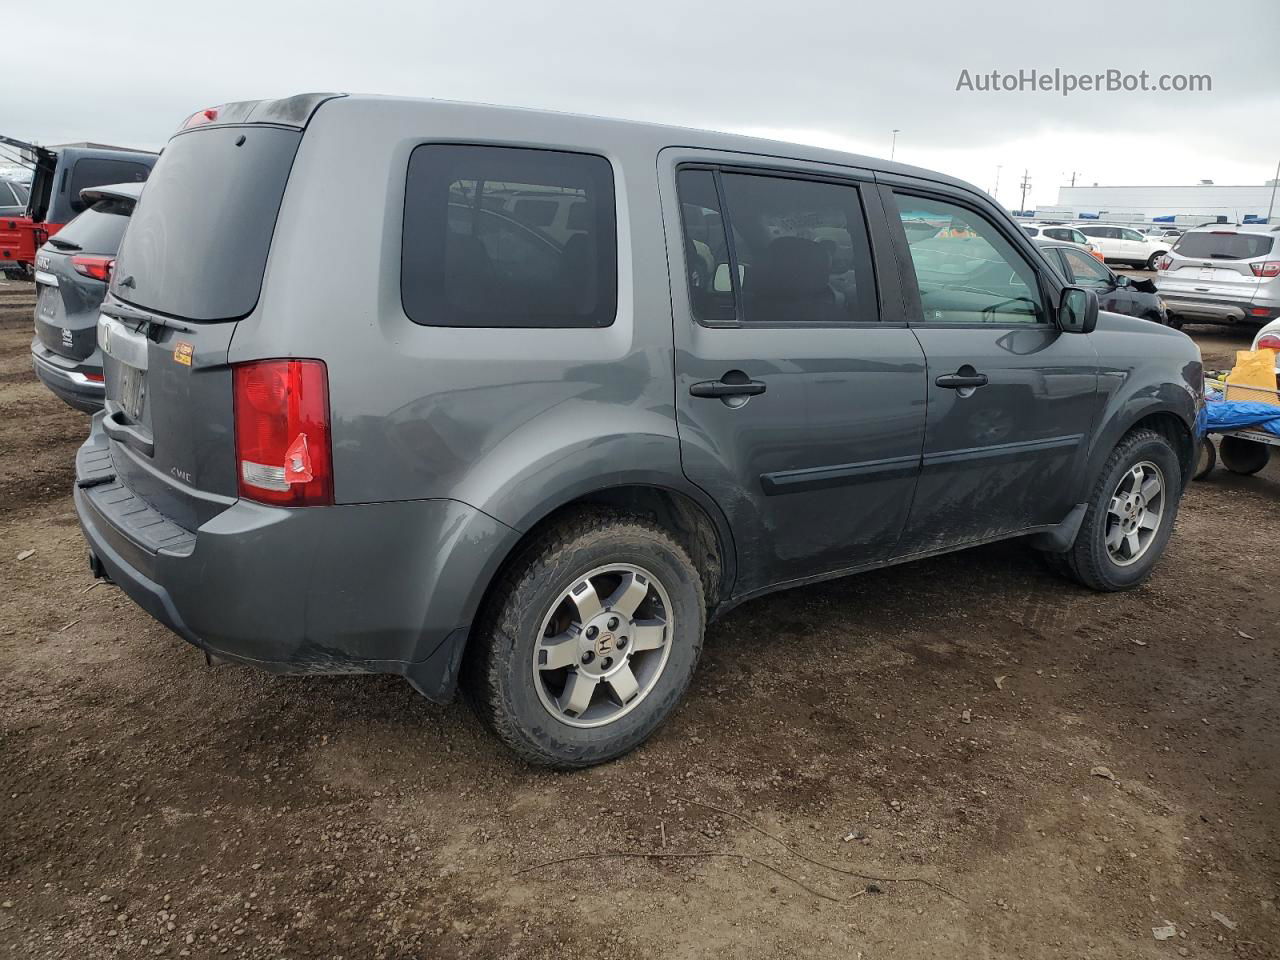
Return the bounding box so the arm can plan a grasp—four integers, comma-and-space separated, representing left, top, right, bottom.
690, 377, 767, 399
935, 372, 989, 389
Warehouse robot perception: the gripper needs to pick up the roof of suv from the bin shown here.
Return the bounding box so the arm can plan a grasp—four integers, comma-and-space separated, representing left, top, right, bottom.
1181, 222, 1278, 235
310, 93, 987, 198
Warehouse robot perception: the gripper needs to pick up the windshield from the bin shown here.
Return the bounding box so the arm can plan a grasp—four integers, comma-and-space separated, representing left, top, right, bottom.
111, 125, 301, 321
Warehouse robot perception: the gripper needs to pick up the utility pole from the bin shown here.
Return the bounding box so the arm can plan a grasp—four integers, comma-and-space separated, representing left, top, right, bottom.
993, 164, 1003, 202
890, 129, 900, 162
1018, 169, 1032, 215
1069, 171, 1079, 187
1268, 158, 1280, 224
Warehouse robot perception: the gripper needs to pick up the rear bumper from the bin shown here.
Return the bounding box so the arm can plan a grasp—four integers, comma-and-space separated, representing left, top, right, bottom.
31, 337, 104, 413
73, 420, 519, 702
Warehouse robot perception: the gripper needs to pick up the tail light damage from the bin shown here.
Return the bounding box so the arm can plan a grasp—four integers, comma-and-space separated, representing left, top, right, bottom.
233, 359, 333, 506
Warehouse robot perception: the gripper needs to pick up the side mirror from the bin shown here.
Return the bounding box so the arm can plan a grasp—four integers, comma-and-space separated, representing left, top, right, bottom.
1114, 274, 1131, 288
1057, 286, 1098, 334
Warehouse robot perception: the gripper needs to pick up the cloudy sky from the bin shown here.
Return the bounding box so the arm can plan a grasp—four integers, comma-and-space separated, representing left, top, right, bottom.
5, 0, 1278, 208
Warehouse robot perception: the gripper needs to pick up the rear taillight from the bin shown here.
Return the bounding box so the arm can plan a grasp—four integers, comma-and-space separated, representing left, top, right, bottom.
84, 372, 105, 383
1155, 256, 1173, 271
232, 359, 333, 507
1255, 334, 1280, 350
1250, 261, 1280, 278
71, 255, 114, 282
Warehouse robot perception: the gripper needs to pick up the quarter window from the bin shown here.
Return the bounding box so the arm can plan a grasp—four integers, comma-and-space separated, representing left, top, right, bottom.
67, 158, 150, 208
894, 193, 1044, 324
401, 145, 617, 328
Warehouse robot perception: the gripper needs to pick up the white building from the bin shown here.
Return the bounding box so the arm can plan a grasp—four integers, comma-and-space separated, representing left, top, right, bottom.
1033, 181, 1278, 226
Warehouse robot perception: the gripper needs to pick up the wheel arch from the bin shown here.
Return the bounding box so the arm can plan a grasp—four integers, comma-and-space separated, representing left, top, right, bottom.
492, 481, 736, 614
1083, 400, 1196, 497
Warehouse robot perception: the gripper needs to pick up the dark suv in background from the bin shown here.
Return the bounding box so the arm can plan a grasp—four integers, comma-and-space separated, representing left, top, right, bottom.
76, 94, 1202, 767
31, 182, 142, 412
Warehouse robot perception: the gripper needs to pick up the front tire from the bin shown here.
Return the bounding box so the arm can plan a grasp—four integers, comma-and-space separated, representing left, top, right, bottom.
464, 510, 705, 768
1043, 429, 1183, 591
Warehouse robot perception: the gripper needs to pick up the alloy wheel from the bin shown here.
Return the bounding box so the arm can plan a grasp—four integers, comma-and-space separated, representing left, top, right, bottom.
1105, 460, 1165, 566
532, 564, 673, 728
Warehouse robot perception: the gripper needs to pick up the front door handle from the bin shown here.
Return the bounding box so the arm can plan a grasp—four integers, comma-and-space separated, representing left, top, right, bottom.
935, 371, 989, 390
690, 374, 767, 399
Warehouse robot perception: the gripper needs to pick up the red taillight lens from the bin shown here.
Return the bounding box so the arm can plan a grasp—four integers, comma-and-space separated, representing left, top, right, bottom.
84, 372, 105, 383
1155, 256, 1173, 271
70, 255, 114, 282
1250, 261, 1280, 278
1256, 335, 1280, 350
181, 106, 220, 130
232, 359, 333, 507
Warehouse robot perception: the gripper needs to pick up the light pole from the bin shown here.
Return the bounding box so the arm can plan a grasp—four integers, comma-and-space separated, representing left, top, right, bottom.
890, 129, 900, 162
1268, 158, 1280, 224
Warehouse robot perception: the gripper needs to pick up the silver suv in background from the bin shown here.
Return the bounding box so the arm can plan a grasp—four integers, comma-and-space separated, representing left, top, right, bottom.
1156, 224, 1280, 327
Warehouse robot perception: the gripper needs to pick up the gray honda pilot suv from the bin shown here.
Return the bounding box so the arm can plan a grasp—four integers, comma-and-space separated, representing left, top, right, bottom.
75, 94, 1204, 767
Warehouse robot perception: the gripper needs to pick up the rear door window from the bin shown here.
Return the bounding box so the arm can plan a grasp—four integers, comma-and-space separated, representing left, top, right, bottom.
676, 168, 878, 326
1173, 232, 1273, 260
48, 197, 134, 253
401, 145, 617, 328
112, 125, 301, 321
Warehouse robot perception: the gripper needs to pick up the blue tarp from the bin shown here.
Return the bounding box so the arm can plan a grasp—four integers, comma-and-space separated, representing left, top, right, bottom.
1203, 399, 1280, 437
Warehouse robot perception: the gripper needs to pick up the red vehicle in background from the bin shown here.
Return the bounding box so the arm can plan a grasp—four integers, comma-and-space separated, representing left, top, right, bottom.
0, 135, 155, 278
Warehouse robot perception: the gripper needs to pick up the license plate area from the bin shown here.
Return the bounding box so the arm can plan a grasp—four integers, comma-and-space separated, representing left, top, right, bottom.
118, 363, 146, 421
36, 284, 59, 319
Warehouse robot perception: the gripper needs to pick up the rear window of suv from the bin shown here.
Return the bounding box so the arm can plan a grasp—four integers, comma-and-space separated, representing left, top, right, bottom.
111, 125, 301, 321
1173, 231, 1274, 260
401, 145, 617, 328
49, 197, 134, 253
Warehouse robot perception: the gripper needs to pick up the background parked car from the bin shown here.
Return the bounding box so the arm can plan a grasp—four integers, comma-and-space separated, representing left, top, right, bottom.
1250, 319, 1280, 374
1078, 224, 1170, 269
0, 135, 155, 279
1156, 223, 1280, 328
1036, 238, 1169, 324
0, 177, 29, 216
1021, 223, 1103, 258
30, 182, 142, 412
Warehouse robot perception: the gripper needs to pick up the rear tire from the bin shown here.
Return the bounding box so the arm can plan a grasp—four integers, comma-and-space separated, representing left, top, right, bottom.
1192, 436, 1217, 481
1146, 253, 1164, 271
464, 509, 705, 768
1219, 435, 1270, 475
1042, 429, 1182, 591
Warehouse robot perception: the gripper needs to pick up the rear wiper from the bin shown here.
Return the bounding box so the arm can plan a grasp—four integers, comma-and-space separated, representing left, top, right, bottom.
100, 300, 196, 338
46, 236, 81, 251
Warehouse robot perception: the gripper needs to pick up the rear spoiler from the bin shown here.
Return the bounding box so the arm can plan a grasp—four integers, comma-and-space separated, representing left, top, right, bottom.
177, 93, 346, 134
80, 181, 145, 206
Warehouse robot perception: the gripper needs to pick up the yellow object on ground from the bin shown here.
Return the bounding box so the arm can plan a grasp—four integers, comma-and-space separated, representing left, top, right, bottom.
1225, 348, 1280, 406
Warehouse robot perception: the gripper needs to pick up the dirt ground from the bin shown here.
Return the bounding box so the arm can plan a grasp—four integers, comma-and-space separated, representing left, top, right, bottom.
1, 277, 1277, 960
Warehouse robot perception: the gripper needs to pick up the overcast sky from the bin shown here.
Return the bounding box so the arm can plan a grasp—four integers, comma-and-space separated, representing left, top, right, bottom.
5, 0, 1278, 208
